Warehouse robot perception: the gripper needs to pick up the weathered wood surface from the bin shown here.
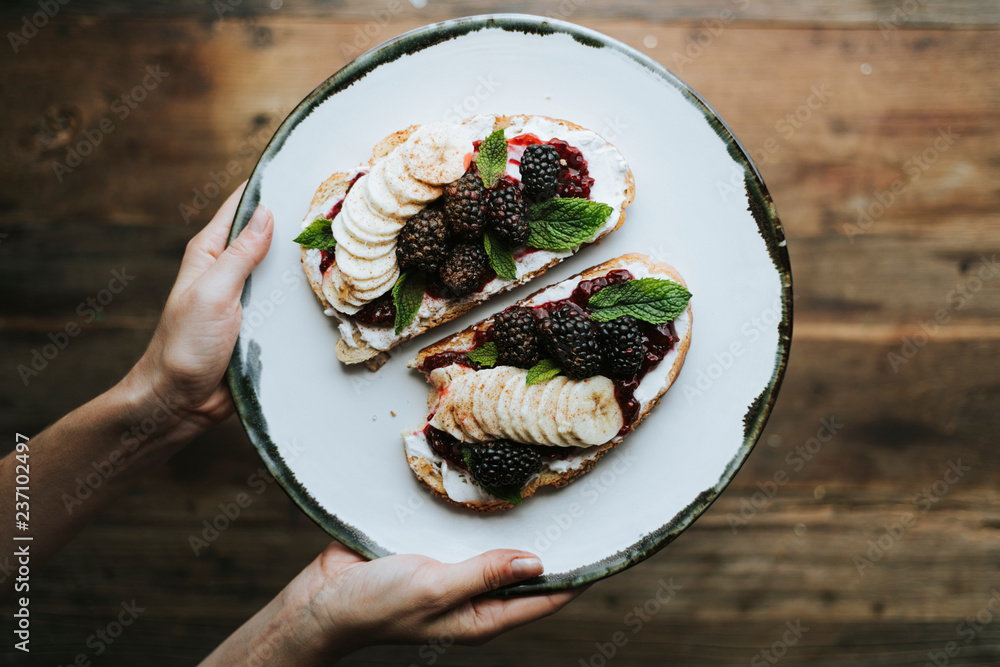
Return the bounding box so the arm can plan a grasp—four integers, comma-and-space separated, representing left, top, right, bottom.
1, 7, 999, 667
2, 0, 999, 27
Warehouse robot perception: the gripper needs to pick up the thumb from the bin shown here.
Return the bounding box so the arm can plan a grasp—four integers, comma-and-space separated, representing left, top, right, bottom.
200, 205, 273, 303
438, 550, 543, 604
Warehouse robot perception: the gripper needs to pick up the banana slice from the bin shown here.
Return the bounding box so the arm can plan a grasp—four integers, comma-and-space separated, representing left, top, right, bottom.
340, 200, 399, 244
332, 215, 396, 260
504, 374, 533, 444
335, 244, 397, 283
321, 269, 361, 315
496, 372, 525, 442
344, 184, 403, 239
365, 161, 424, 219
538, 376, 570, 446
565, 377, 623, 445
401, 123, 472, 185
384, 152, 443, 204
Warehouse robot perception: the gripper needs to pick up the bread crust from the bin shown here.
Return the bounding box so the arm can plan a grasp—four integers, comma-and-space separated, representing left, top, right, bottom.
404, 253, 692, 512
299, 114, 636, 366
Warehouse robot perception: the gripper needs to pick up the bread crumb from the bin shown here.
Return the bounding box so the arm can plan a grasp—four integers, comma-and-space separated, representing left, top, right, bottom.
390, 411, 397, 417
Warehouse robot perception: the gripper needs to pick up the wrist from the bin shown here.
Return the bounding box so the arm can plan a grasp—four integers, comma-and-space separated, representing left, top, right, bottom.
114, 359, 204, 453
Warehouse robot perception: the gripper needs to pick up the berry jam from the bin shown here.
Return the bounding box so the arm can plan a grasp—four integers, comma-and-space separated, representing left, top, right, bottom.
423, 426, 466, 468
318, 171, 367, 274
419, 271, 679, 436
353, 292, 395, 327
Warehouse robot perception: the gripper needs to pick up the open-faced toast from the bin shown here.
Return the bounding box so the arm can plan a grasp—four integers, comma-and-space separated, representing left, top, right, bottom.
402, 253, 693, 512
297, 114, 635, 369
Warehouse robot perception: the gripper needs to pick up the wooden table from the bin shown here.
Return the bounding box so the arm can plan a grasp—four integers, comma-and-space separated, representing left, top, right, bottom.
2, 2, 998, 664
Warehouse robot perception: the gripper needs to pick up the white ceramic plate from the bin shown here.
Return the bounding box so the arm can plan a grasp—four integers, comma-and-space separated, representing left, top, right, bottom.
227, 14, 792, 594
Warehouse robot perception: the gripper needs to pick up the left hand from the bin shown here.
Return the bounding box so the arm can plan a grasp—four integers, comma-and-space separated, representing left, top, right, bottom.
127, 183, 273, 433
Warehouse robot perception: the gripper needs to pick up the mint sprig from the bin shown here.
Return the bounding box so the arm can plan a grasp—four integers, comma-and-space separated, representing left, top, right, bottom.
526, 358, 561, 386
466, 342, 498, 368
527, 198, 613, 251
476, 129, 507, 189
392, 271, 425, 335
483, 231, 517, 281
461, 445, 524, 505
588, 278, 692, 324
293, 218, 336, 250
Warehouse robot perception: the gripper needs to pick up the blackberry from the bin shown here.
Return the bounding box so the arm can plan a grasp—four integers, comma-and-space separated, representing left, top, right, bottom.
486, 176, 529, 245
438, 243, 488, 296
493, 306, 541, 368
443, 169, 487, 239
596, 316, 646, 379
519, 144, 560, 201
466, 440, 541, 489
395, 206, 449, 272
538, 305, 602, 379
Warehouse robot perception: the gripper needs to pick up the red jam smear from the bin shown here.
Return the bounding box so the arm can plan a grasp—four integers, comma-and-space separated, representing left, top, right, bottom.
418, 270, 679, 435
353, 292, 395, 327
318, 171, 367, 274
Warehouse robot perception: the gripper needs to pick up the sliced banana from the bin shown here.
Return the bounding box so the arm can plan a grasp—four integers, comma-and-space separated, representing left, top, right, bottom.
566, 377, 623, 446
384, 152, 443, 203
332, 215, 395, 260
402, 123, 472, 185
321, 269, 361, 315
538, 376, 570, 446
431, 364, 622, 447
365, 161, 424, 219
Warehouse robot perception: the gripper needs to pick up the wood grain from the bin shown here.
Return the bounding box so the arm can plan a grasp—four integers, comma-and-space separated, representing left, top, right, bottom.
1, 8, 998, 667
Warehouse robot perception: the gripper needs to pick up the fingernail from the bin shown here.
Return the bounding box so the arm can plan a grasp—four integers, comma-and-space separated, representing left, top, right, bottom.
248, 205, 270, 233
511, 557, 543, 578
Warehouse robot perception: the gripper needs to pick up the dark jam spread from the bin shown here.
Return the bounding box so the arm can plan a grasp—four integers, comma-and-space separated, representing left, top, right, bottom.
418, 269, 679, 435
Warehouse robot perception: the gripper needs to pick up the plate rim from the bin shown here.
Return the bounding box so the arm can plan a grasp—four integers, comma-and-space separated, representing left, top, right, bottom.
225, 12, 793, 596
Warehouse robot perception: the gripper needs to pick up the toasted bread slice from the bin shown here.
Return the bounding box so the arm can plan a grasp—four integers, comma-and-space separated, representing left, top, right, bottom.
300, 114, 635, 368
403, 253, 692, 512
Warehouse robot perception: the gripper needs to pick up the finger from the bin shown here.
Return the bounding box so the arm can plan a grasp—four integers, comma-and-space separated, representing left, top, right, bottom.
175, 182, 249, 290
196, 204, 274, 306
473, 589, 582, 634
431, 588, 583, 645
436, 550, 544, 605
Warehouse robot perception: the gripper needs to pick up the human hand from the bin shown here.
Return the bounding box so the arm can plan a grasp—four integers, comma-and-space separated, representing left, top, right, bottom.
125, 183, 273, 437
272, 542, 585, 662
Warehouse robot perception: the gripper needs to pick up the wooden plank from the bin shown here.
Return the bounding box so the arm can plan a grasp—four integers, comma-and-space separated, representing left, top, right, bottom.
1, 20, 996, 235
1, 0, 998, 27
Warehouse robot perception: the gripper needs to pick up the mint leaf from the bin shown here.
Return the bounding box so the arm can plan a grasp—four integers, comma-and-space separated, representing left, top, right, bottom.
293, 218, 336, 250
588, 278, 692, 324
467, 342, 498, 368
392, 271, 425, 335
526, 358, 561, 386
476, 129, 507, 189
527, 198, 613, 251
483, 231, 517, 281
460, 446, 523, 505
